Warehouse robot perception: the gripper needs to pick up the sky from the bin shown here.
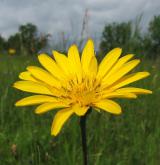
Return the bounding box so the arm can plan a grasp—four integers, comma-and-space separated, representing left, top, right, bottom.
0, 0, 160, 42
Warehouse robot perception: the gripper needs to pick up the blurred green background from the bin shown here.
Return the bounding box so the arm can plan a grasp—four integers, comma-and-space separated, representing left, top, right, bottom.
0, 5, 160, 165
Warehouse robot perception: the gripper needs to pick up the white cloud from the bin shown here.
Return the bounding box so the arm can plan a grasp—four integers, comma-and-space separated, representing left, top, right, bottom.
0, 0, 160, 40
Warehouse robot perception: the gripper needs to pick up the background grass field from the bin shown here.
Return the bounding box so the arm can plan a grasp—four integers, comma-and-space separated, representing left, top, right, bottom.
0, 54, 160, 165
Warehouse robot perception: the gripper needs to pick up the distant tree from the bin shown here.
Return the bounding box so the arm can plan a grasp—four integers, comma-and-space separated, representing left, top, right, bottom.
99, 21, 143, 58
140, 35, 152, 59
36, 33, 51, 52
99, 22, 132, 55
4, 23, 50, 56
18, 23, 49, 55
6, 33, 21, 54
19, 23, 38, 55
0, 35, 5, 52
148, 15, 160, 59
129, 16, 144, 55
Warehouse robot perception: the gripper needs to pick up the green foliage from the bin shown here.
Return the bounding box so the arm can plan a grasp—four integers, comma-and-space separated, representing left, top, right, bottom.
141, 35, 152, 59
99, 15, 160, 59
5, 23, 49, 56
0, 35, 5, 52
6, 33, 21, 54
148, 15, 160, 59
99, 21, 144, 59
100, 22, 132, 53
0, 54, 159, 165
19, 23, 38, 55
1, 15, 160, 59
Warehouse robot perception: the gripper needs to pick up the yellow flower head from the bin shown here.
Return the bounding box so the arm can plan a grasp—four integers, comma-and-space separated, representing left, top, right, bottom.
13, 39, 152, 136
8, 48, 16, 55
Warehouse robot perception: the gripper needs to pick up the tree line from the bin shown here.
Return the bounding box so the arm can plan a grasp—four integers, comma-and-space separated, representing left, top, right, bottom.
100, 15, 160, 59
0, 15, 160, 59
0, 23, 50, 56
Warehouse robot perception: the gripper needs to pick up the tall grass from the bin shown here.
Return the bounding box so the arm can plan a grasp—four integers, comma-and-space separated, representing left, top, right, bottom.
0, 54, 159, 165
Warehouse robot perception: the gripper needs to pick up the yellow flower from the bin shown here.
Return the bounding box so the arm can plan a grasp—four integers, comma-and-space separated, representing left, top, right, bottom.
8, 48, 16, 55
13, 39, 152, 136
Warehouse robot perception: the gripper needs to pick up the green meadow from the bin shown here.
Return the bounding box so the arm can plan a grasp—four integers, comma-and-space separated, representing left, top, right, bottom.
0, 54, 160, 165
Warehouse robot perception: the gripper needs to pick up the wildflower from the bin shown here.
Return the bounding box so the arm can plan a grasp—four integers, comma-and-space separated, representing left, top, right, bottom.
13, 39, 152, 136
8, 48, 16, 55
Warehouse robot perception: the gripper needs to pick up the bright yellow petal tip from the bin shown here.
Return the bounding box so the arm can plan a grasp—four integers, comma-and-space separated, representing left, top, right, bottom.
13, 39, 152, 136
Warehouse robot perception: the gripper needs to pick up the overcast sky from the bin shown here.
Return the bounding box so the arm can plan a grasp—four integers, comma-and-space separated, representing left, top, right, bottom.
0, 0, 160, 41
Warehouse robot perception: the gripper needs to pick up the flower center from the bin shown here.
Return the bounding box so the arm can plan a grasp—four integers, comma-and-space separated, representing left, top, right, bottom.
61, 77, 101, 106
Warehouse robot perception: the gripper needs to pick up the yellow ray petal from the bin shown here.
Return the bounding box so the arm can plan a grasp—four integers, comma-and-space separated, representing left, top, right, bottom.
110, 72, 150, 89
102, 59, 140, 87
19, 71, 37, 82
35, 102, 69, 114
102, 92, 137, 99
15, 95, 59, 106
93, 99, 122, 115
116, 87, 152, 94
88, 56, 98, 77
27, 66, 61, 88
104, 54, 134, 79
51, 108, 74, 136
68, 45, 82, 83
52, 51, 71, 75
38, 54, 65, 80
97, 48, 122, 80
13, 81, 53, 95
72, 104, 89, 116
81, 39, 95, 73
